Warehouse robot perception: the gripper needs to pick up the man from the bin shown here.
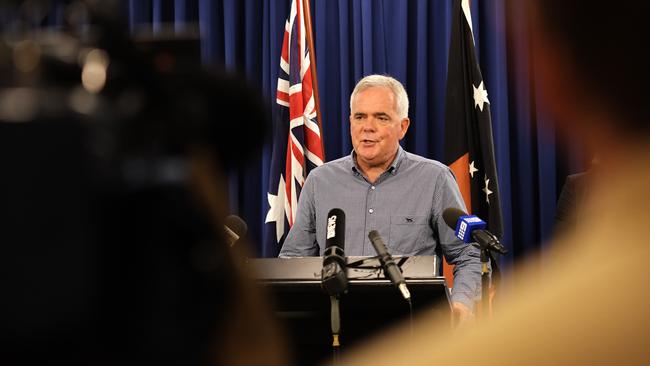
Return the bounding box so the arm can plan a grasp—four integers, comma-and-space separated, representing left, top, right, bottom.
554, 171, 588, 235
555, 158, 599, 236
339, 1, 650, 365
279, 75, 482, 316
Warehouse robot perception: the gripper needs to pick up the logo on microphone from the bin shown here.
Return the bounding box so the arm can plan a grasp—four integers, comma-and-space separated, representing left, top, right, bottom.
327, 215, 337, 239
458, 221, 468, 240
454, 215, 487, 242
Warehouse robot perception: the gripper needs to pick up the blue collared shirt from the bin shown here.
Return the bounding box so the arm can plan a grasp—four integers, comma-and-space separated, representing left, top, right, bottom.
279, 146, 483, 308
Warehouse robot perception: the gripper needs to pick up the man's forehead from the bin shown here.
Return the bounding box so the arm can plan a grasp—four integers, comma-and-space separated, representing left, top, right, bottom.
352, 86, 397, 111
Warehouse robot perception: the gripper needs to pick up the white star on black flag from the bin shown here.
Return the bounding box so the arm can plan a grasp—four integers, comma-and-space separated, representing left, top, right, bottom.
483, 175, 493, 204
469, 160, 478, 178
473, 81, 490, 111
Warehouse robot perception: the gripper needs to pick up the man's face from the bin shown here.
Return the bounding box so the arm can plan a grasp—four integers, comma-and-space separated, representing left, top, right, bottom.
350, 86, 409, 169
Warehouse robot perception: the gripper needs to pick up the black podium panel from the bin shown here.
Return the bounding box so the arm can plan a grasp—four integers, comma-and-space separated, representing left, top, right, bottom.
250, 257, 451, 365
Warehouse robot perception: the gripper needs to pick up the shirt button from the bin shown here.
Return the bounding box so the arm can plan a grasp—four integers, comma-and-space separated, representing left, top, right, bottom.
369, 208, 374, 214
371, 186, 376, 190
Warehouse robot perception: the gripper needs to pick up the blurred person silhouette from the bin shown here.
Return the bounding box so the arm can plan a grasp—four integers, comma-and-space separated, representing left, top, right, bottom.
338, 1, 650, 365
555, 156, 600, 236
555, 171, 589, 234
0, 1, 287, 365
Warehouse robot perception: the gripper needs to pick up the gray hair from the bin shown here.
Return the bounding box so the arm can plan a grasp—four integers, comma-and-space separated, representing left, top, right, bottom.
350, 74, 409, 119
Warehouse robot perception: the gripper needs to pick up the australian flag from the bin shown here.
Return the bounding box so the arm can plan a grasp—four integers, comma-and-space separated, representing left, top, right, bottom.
443, 0, 504, 287
264, 0, 324, 257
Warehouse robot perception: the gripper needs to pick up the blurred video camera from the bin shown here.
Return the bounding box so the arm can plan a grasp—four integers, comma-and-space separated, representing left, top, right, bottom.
0, 1, 269, 363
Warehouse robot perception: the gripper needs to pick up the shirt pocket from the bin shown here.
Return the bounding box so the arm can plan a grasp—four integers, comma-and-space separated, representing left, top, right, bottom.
388, 215, 428, 254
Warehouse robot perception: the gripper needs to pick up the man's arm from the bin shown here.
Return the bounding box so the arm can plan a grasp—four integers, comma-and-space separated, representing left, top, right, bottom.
433, 169, 483, 311
278, 175, 320, 257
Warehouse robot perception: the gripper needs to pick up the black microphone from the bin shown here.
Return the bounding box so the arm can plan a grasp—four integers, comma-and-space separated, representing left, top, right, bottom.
224, 215, 247, 247
442, 207, 507, 254
321, 208, 348, 295
368, 230, 411, 301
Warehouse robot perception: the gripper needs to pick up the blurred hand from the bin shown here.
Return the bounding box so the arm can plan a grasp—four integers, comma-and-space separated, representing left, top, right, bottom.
452, 301, 475, 328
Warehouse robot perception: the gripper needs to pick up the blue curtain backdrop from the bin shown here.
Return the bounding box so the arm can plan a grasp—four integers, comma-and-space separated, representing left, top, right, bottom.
123, 0, 585, 274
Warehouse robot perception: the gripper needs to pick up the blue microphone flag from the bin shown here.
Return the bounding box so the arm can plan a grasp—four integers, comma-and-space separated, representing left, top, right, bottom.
455, 215, 487, 243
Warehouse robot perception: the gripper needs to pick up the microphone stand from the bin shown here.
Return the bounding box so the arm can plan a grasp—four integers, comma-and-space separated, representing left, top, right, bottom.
330, 295, 341, 365
479, 247, 490, 319
470, 230, 507, 319
321, 257, 347, 365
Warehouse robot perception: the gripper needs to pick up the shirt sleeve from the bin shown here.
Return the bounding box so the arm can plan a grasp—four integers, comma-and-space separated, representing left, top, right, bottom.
432, 168, 483, 310
278, 174, 320, 257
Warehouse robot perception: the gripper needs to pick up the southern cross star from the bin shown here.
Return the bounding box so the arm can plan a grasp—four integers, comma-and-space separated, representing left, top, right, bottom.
473, 81, 490, 112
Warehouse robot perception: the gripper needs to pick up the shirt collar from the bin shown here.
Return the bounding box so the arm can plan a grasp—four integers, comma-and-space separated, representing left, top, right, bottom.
350, 145, 406, 176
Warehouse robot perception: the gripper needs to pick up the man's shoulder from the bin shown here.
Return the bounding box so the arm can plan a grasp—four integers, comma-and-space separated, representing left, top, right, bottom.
402, 151, 452, 174
566, 172, 588, 186
310, 154, 353, 178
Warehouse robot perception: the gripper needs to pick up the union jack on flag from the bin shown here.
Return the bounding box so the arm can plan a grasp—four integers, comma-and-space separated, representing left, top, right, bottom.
264, 0, 324, 256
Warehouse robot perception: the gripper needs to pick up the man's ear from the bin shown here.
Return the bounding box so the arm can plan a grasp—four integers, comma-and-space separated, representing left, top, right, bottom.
399, 118, 410, 139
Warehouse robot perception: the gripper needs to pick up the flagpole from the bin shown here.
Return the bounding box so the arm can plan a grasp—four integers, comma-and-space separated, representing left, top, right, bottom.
301, 0, 325, 160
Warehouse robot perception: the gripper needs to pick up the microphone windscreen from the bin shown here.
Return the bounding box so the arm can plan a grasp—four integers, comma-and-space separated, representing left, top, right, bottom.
368, 230, 389, 257
442, 207, 467, 229
325, 208, 345, 249
368, 230, 380, 242
225, 215, 247, 237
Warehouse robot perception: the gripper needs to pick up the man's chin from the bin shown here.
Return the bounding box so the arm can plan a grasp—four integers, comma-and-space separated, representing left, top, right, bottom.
355, 149, 375, 159
356, 153, 380, 166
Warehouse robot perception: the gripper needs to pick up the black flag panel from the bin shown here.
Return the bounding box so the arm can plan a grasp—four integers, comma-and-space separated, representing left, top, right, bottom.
444, 0, 503, 239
